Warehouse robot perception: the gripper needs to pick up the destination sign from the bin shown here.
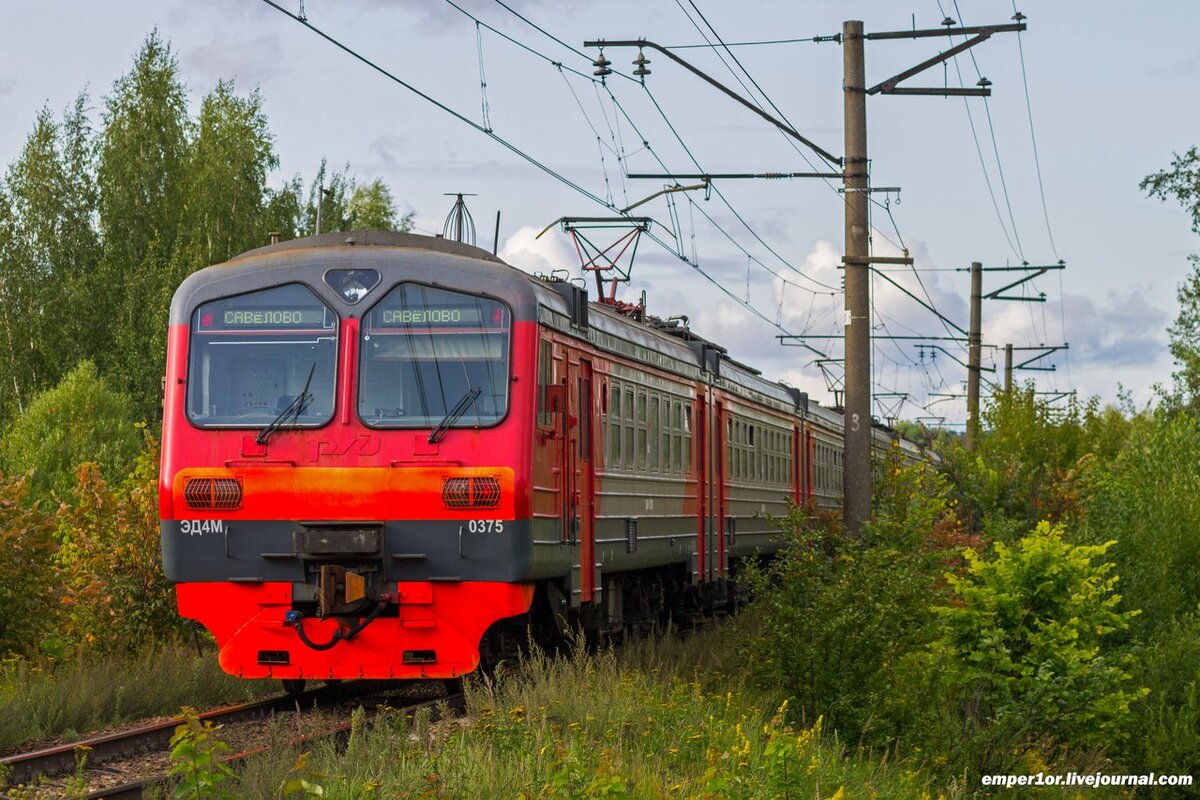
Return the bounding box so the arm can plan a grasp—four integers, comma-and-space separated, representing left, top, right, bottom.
372, 304, 507, 328
199, 307, 329, 329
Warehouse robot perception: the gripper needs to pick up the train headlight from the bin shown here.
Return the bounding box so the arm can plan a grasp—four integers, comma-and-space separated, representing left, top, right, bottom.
184, 477, 243, 510
442, 476, 501, 508
325, 268, 380, 304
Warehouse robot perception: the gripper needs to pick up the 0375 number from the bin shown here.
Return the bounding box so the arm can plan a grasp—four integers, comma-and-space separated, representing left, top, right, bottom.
467, 519, 504, 533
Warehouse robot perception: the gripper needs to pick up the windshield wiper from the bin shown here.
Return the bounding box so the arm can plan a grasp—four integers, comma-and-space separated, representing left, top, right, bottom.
428, 386, 482, 444
256, 362, 316, 445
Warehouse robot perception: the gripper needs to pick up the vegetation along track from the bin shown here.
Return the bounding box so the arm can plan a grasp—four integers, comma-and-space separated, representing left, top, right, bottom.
1, 681, 463, 798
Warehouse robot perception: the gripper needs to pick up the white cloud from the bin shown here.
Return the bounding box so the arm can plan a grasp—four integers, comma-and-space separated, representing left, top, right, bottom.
499, 225, 576, 275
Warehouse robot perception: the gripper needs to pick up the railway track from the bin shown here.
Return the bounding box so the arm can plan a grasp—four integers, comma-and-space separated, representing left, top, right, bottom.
1, 681, 464, 799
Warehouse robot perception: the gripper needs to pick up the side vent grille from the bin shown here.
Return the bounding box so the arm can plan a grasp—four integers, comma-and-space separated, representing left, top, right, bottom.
442, 476, 501, 509
626, 518, 638, 553
184, 477, 243, 510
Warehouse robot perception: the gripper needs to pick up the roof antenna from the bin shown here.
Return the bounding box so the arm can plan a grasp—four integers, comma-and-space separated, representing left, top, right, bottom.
442, 193, 477, 246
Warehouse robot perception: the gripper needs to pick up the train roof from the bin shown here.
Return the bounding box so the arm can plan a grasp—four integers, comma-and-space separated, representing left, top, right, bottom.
173, 231, 926, 442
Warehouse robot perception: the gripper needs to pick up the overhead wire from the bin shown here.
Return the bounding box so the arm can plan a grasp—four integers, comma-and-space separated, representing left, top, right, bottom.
676, 0, 967, 382
674, 0, 910, 257
952, 0, 1025, 261
675, 1, 966, 412
261, 0, 833, 364
1010, 0, 1072, 386
950, 0, 1063, 389
475, 0, 842, 298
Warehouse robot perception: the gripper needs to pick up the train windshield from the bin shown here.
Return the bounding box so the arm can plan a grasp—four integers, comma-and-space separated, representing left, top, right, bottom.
186, 284, 338, 428
358, 284, 511, 429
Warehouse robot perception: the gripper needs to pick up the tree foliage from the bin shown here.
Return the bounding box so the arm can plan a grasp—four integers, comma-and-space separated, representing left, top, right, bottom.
0, 361, 141, 505
1143, 148, 1200, 404
1080, 410, 1200, 635
56, 434, 187, 653
0, 33, 410, 425
1141, 146, 1200, 235
0, 475, 57, 657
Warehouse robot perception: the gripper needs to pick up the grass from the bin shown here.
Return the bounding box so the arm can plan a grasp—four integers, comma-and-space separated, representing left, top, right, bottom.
223, 623, 944, 799
0, 642, 273, 751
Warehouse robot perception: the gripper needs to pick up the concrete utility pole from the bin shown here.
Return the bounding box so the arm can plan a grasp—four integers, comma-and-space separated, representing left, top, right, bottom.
1004, 343, 1013, 393
842, 20, 872, 533
966, 261, 983, 450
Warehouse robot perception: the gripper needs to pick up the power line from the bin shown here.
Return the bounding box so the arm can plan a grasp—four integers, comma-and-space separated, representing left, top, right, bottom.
476, 0, 843, 297
936, 0, 1021, 262
952, 0, 1025, 262
261, 0, 829, 361
1011, 2, 1071, 386
259, 0, 611, 208
667, 35, 838, 49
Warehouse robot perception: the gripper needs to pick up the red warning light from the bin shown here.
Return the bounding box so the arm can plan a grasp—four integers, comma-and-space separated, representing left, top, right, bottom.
201, 313, 213, 327
492, 307, 504, 325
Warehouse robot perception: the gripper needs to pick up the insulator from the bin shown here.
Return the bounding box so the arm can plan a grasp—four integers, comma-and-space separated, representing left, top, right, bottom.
1012, 11, 1026, 22
941, 16, 956, 26
593, 52, 612, 77
633, 51, 651, 77
977, 77, 992, 88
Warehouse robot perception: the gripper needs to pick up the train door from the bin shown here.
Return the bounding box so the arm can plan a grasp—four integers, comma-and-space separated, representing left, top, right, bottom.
714, 400, 728, 580
567, 357, 598, 604
694, 393, 707, 584
792, 423, 804, 504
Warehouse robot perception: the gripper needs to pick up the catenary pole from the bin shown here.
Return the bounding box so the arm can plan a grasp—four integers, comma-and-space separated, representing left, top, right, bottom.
842, 20, 871, 533
966, 261, 983, 449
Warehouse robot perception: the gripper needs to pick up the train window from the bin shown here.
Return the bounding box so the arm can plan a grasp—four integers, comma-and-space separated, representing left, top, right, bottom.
636, 392, 648, 469
662, 428, 671, 473
609, 384, 621, 468
624, 388, 634, 469
187, 283, 338, 429
358, 284, 510, 429
537, 340, 553, 426
650, 397, 662, 470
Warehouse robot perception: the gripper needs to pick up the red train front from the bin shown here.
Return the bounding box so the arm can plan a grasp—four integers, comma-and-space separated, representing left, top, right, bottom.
160, 231, 541, 681
160, 229, 903, 685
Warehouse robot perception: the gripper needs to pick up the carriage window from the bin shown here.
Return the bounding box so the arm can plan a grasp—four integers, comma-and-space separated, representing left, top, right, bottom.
187, 284, 338, 428
650, 396, 660, 470
359, 284, 510, 428
537, 340, 553, 426
608, 384, 621, 468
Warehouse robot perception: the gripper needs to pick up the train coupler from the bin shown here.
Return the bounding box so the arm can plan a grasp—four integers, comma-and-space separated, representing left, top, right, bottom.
285, 592, 393, 651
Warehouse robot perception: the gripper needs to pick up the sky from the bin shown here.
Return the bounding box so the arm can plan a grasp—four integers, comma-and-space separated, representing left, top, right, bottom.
2, 0, 1198, 427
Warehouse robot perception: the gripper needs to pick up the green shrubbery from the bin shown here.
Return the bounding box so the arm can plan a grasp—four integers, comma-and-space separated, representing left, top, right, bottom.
748, 398, 1198, 788
0, 362, 180, 661
0, 360, 141, 506
1080, 411, 1200, 635
925, 523, 1144, 758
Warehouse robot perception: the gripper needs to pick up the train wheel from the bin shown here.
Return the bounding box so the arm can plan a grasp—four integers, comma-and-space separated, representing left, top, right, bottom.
282, 678, 307, 696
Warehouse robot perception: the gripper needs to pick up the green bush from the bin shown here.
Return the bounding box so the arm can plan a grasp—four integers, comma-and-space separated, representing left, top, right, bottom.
934, 522, 1145, 752
1080, 411, 1200, 636
1122, 610, 1200, 779
0, 474, 57, 658
0, 360, 141, 505
56, 434, 187, 653
744, 457, 965, 742
939, 389, 1134, 540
